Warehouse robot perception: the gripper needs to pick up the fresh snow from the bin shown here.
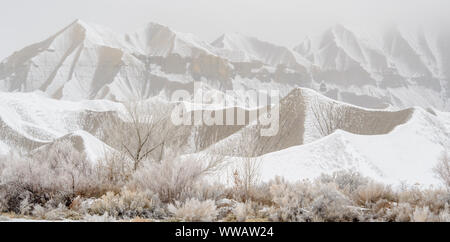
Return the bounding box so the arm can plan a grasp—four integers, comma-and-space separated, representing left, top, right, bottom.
0, 91, 125, 152
211, 32, 299, 67
216, 107, 449, 187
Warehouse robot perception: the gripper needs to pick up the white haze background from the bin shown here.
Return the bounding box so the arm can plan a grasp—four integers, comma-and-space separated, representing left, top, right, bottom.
1, 0, 449, 59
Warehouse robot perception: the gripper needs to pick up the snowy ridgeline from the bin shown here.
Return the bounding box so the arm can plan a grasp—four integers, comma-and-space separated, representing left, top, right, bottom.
0, 87, 449, 187
0, 20, 449, 110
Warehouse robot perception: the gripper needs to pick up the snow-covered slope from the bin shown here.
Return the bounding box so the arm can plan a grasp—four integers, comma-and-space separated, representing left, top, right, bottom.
32, 130, 115, 164
207, 87, 413, 157
0, 87, 448, 186
211, 33, 299, 67
294, 24, 450, 110
0, 91, 124, 154
216, 107, 449, 186
0, 19, 141, 100
0, 20, 220, 101
126, 22, 216, 57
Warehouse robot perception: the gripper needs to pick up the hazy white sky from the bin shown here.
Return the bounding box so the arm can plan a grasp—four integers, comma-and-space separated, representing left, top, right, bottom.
1, 0, 449, 59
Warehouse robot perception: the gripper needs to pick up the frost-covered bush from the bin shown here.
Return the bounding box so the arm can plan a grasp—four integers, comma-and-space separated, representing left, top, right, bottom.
318, 170, 368, 193
228, 201, 267, 222
397, 186, 426, 207
0, 141, 100, 213
386, 203, 413, 222
31, 201, 81, 220
233, 202, 248, 222
19, 194, 32, 215
419, 189, 450, 213
95, 152, 133, 191
88, 188, 164, 219
438, 204, 450, 222
355, 182, 394, 206
1, 142, 449, 224
268, 177, 315, 222
412, 206, 439, 222
189, 181, 227, 202
129, 158, 207, 203
168, 198, 218, 222
310, 183, 359, 222
268, 178, 360, 222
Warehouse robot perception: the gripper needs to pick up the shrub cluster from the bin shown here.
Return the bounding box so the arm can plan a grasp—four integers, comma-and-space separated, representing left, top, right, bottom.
0, 142, 449, 221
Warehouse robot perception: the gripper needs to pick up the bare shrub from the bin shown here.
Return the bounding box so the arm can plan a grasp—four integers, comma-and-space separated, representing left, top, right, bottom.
309, 97, 349, 136
94, 151, 133, 191
32, 139, 98, 196
227, 127, 265, 202
232, 157, 262, 202
109, 102, 165, 170
168, 198, 218, 222
433, 152, 450, 189
100, 102, 184, 171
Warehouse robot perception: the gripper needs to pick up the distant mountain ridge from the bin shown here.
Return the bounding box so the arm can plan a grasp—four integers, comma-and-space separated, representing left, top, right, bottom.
1, 20, 449, 111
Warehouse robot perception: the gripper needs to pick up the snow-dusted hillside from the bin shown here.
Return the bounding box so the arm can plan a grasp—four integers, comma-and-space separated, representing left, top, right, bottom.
126, 22, 216, 57
0, 85, 449, 186
211, 33, 299, 67
265, 108, 449, 185
295, 24, 450, 110
32, 130, 116, 164
217, 107, 450, 186
0, 91, 124, 156
1, 20, 449, 110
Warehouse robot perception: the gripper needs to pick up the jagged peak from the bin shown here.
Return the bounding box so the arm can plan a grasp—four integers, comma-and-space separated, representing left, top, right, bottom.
213, 32, 292, 52
61, 19, 102, 34
53, 19, 122, 43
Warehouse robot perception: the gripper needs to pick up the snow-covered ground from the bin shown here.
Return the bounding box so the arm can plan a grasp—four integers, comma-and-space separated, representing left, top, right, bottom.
214, 107, 449, 187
